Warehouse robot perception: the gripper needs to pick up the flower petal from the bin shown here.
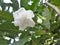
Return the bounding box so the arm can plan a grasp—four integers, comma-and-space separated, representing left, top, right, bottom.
13, 7, 26, 20
26, 10, 34, 18
27, 18, 35, 27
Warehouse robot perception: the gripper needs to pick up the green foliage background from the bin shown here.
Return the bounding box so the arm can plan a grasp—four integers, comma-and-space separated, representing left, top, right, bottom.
0, 0, 60, 45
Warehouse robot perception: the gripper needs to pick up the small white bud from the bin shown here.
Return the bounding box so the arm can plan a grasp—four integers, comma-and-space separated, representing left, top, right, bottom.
28, 37, 32, 41
15, 37, 19, 42
54, 40, 57, 42
54, 21, 56, 23
18, 33, 22, 37
3, 36, 11, 40
55, 14, 58, 17
35, 35, 40, 38
37, 18, 42, 24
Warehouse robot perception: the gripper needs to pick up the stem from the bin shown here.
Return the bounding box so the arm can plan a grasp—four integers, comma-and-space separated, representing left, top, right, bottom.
45, 2, 60, 15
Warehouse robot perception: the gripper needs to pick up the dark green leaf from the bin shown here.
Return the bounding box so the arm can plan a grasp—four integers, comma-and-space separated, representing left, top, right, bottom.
13, 38, 28, 45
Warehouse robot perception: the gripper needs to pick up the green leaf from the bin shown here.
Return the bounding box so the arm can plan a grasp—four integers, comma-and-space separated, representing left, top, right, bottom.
0, 37, 8, 45
30, 0, 40, 11
11, 0, 19, 11
21, 0, 31, 10
42, 7, 51, 21
0, 11, 13, 21
51, 0, 60, 8
21, 0, 40, 11
13, 38, 28, 45
41, 7, 51, 30
32, 28, 48, 35
56, 39, 60, 45
0, 11, 19, 37
37, 5, 45, 14
50, 23, 58, 31
42, 20, 50, 30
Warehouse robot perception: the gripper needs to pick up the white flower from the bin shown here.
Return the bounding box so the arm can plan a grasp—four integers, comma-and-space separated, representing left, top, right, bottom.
12, 7, 35, 30
37, 18, 42, 24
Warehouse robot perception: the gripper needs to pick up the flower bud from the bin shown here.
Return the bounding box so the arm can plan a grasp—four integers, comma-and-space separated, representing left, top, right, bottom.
37, 18, 42, 24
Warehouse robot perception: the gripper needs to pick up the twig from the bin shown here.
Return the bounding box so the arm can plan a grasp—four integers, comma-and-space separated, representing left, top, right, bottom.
45, 2, 60, 15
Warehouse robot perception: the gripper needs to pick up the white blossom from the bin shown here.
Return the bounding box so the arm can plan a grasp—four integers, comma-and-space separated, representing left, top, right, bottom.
12, 7, 35, 30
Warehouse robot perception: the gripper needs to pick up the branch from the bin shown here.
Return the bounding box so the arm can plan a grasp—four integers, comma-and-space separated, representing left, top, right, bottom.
45, 2, 60, 15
